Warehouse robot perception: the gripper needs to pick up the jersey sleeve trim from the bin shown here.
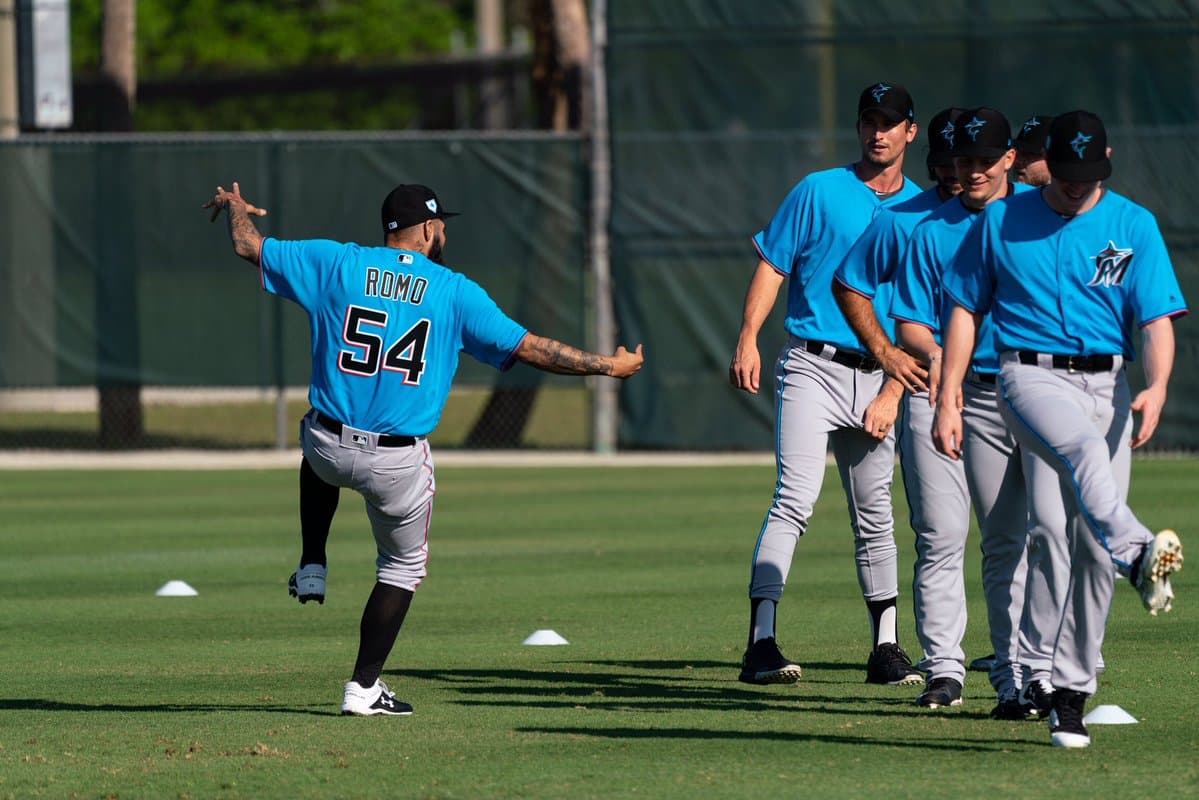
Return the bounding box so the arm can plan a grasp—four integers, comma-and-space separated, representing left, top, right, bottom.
258, 236, 276, 291
1138, 308, 1190, 327
888, 311, 935, 330
943, 285, 983, 314
833, 276, 874, 300
752, 236, 788, 276
499, 331, 531, 372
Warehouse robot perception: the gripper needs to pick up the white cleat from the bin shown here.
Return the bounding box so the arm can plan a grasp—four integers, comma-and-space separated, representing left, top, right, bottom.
288, 563, 328, 604
1136, 530, 1183, 616
341, 680, 413, 716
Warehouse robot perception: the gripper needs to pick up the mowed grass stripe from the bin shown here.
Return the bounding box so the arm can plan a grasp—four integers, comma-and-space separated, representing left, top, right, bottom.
0, 462, 1195, 799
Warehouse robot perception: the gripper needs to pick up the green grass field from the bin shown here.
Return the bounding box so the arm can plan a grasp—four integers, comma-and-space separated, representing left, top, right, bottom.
2, 461, 1197, 799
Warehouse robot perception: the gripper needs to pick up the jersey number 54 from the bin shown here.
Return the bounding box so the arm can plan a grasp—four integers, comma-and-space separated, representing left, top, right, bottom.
339, 305, 430, 386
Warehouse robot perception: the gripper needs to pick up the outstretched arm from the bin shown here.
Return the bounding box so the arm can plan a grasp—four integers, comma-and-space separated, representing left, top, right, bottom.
515, 334, 644, 378
202, 182, 268, 266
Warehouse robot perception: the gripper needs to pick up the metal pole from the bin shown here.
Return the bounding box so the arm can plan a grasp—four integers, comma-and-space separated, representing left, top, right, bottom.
817, 0, 836, 161
476, 0, 505, 128
0, 0, 16, 137
270, 138, 287, 450
588, 0, 616, 453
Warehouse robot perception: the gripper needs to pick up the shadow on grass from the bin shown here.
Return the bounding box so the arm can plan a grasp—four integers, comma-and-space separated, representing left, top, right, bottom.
515, 726, 1030, 751
0, 698, 340, 717
578, 659, 861, 674
392, 666, 982, 720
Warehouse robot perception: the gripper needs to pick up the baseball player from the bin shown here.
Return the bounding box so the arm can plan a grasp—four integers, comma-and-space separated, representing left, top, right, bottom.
833, 105, 964, 387
983, 111, 1116, 688
205, 181, 643, 716
888, 108, 1037, 715
933, 111, 1185, 747
1012, 115, 1054, 187
729, 82, 924, 688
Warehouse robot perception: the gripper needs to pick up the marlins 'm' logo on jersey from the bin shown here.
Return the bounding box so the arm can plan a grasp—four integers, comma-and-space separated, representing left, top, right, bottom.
1087, 240, 1134, 287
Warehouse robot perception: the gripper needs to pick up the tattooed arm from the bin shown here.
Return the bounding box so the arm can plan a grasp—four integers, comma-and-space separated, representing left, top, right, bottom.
203, 181, 268, 266
515, 334, 644, 378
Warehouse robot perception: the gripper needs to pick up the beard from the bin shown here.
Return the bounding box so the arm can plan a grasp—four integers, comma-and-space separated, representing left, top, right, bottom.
428, 233, 445, 265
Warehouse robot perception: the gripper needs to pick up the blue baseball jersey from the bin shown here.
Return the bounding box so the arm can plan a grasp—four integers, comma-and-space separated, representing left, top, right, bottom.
891, 185, 1036, 373
260, 238, 528, 436
834, 185, 949, 298
944, 189, 1188, 359
753, 165, 923, 350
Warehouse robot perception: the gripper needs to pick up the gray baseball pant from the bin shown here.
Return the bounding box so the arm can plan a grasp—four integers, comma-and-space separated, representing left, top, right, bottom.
961, 379, 1029, 697
749, 339, 900, 612
897, 380, 1025, 690
300, 411, 436, 592
997, 352, 1146, 694
897, 390, 970, 684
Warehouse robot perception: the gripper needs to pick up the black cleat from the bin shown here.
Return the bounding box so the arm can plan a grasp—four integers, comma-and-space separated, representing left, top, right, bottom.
1049, 688, 1090, 748
1019, 678, 1054, 718
916, 676, 963, 708
865, 642, 925, 686
738, 637, 802, 685
990, 689, 1036, 720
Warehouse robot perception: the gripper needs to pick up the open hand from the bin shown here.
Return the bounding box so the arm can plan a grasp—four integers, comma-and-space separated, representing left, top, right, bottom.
203, 181, 268, 222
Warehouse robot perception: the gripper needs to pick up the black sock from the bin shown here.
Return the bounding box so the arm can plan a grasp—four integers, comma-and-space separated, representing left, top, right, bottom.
748, 598, 776, 647
299, 457, 339, 567
351, 582, 414, 688
866, 596, 898, 649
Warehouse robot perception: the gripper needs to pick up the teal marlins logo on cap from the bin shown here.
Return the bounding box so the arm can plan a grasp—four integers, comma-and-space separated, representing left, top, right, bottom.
940, 120, 956, 148
1070, 132, 1093, 159
965, 116, 986, 141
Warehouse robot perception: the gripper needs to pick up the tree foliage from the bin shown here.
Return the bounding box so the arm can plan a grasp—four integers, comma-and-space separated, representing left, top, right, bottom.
71, 0, 470, 77
67, 0, 494, 130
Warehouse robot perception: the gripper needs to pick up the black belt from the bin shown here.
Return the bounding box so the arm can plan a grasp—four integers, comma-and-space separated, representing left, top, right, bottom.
1017, 352, 1115, 373
315, 411, 418, 447
802, 340, 881, 372
967, 369, 997, 385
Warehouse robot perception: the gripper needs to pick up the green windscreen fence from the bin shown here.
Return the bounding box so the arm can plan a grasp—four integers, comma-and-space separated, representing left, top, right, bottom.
0, 133, 588, 447
3, 4, 1199, 451
606, 1, 1199, 450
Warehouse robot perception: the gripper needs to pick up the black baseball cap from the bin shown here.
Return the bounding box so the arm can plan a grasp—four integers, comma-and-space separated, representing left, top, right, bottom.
952, 107, 1013, 159
1014, 115, 1054, 154
1046, 111, 1111, 182
927, 106, 966, 167
381, 184, 459, 233
858, 82, 915, 124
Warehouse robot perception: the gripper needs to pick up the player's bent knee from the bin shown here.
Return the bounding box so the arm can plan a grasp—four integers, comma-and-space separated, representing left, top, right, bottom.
376, 567, 424, 592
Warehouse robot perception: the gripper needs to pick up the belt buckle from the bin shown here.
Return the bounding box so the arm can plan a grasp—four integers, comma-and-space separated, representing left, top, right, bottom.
1066, 356, 1081, 373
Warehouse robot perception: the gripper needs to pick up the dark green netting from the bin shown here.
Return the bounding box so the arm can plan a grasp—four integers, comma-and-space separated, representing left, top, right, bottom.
608, 1, 1199, 450
0, 134, 586, 391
